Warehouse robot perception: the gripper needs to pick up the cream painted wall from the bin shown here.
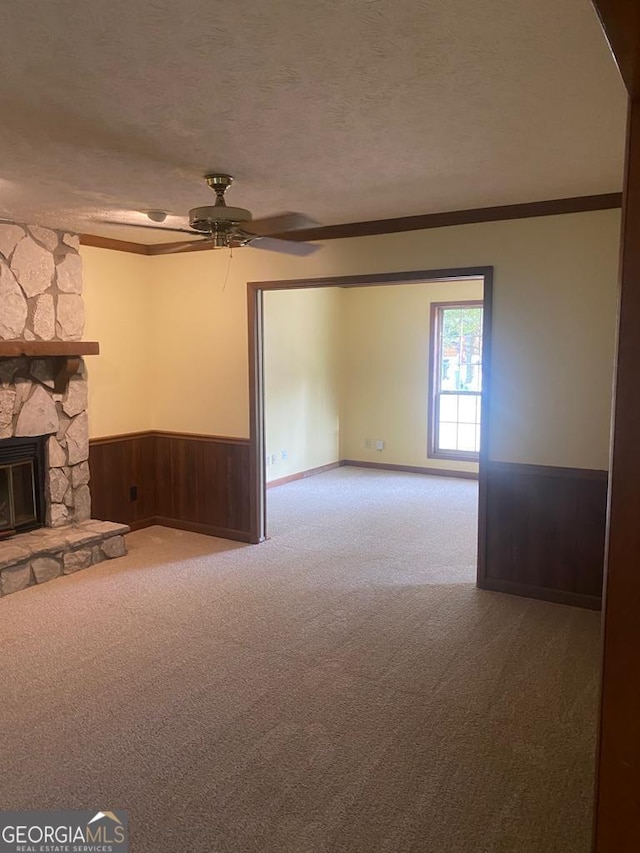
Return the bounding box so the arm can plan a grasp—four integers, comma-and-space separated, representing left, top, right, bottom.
84, 208, 620, 470
341, 280, 484, 473
82, 246, 154, 438
263, 287, 342, 482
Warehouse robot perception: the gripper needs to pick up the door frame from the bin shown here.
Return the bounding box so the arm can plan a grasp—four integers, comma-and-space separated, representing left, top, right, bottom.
247, 265, 494, 578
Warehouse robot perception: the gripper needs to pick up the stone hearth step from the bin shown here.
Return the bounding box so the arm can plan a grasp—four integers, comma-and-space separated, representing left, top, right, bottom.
0, 519, 130, 596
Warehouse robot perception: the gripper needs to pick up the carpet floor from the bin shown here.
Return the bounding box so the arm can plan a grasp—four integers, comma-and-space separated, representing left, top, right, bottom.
0, 468, 600, 852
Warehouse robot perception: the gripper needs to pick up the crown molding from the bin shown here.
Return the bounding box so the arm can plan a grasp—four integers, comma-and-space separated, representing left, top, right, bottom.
79, 234, 153, 255
79, 192, 623, 255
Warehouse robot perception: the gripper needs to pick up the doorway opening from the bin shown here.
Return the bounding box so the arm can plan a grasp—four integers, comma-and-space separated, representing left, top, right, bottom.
248, 266, 493, 588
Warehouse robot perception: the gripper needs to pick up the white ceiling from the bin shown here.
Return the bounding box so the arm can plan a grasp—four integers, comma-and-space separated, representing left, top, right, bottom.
0, 0, 627, 244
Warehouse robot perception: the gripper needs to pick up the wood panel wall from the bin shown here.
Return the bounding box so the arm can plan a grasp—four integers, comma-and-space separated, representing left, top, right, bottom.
590, 3, 640, 847
89, 431, 251, 542
479, 461, 608, 610
90, 434, 607, 608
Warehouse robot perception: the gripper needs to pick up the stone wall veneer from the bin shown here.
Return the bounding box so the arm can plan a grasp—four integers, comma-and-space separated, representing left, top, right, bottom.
0, 223, 84, 342
0, 223, 89, 527
0, 221, 129, 595
0, 265, 27, 338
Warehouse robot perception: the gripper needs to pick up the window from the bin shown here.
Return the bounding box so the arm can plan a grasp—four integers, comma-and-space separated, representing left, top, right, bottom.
429, 301, 483, 460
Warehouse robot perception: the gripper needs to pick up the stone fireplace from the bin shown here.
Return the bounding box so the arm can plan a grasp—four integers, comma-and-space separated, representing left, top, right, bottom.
0, 223, 128, 596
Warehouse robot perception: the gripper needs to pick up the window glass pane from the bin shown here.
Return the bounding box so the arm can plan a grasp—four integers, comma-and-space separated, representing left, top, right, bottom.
440, 355, 459, 390
440, 306, 483, 392
432, 302, 483, 457
458, 395, 479, 424
439, 395, 458, 421
438, 422, 458, 450
11, 462, 36, 527
457, 424, 477, 452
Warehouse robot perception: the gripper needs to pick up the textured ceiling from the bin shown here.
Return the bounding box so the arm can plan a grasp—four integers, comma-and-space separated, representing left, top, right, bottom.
0, 0, 628, 244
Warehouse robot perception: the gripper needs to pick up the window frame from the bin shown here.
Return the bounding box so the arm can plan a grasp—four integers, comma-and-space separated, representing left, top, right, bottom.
428, 300, 484, 462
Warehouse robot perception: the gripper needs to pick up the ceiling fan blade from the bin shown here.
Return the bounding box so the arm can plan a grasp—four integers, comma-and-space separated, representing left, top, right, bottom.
243, 212, 318, 237
247, 236, 319, 256
93, 219, 195, 235
150, 238, 214, 255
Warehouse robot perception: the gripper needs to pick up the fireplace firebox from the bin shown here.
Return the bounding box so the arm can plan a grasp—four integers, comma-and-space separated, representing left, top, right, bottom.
0, 437, 46, 539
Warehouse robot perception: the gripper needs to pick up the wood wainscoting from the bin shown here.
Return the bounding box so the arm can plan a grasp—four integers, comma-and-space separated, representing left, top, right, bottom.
89, 431, 251, 542
478, 461, 608, 610
90, 437, 607, 607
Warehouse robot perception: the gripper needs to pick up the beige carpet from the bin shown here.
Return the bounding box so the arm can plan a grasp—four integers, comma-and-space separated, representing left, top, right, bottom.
0, 468, 600, 852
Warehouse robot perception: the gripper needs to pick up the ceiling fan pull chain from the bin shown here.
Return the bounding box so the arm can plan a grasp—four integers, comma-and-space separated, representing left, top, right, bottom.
222, 247, 233, 291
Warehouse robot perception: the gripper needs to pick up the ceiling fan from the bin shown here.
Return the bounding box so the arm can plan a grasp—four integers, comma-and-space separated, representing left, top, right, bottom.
95, 175, 320, 256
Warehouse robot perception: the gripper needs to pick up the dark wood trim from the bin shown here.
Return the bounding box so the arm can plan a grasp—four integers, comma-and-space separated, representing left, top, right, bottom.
592, 97, 640, 853
79, 195, 623, 256
266, 194, 623, 243
590, 6, 640, 847
488, 460, 609, 482
79, 234, 152, 255
342, 460, 478, 480
247, 266, 493, 551
153, 430, 249, 446
267, 461, 343, 489
252, 267, 489, 291
476, 269, 493, 592
428, 300, 484, 462
123, 515, 251, 542
89, 430, 154, 446
89, 430, 249, 446
153, 516, 252, 543
247, 285, 265, 543
126, 518, 157, 532
591, 0, 640, 96
481, 577, 602, 612
428, 301, 440, 460
0, 341, 99, 357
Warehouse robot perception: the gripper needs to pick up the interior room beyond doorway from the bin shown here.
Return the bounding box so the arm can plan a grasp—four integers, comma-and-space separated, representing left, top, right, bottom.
261, 276, 486, 565
263, 277, 484, 489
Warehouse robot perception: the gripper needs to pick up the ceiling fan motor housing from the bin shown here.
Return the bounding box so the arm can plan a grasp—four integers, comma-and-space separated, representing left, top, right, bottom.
188, 204, 253, 244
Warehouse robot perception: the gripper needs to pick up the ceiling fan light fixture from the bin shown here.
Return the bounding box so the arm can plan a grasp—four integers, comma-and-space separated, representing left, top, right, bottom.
146, 209, 167, 222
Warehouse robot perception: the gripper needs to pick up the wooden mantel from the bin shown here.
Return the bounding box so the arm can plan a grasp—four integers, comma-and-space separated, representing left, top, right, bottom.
0, 340, 100, 392
0, 341, 99, 357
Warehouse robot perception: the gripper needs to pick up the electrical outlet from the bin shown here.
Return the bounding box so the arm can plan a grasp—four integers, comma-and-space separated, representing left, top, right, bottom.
364, 438, 371, 449
281, 449, 288, 461
129, 485, 138, 501
375, 439, 385, 451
